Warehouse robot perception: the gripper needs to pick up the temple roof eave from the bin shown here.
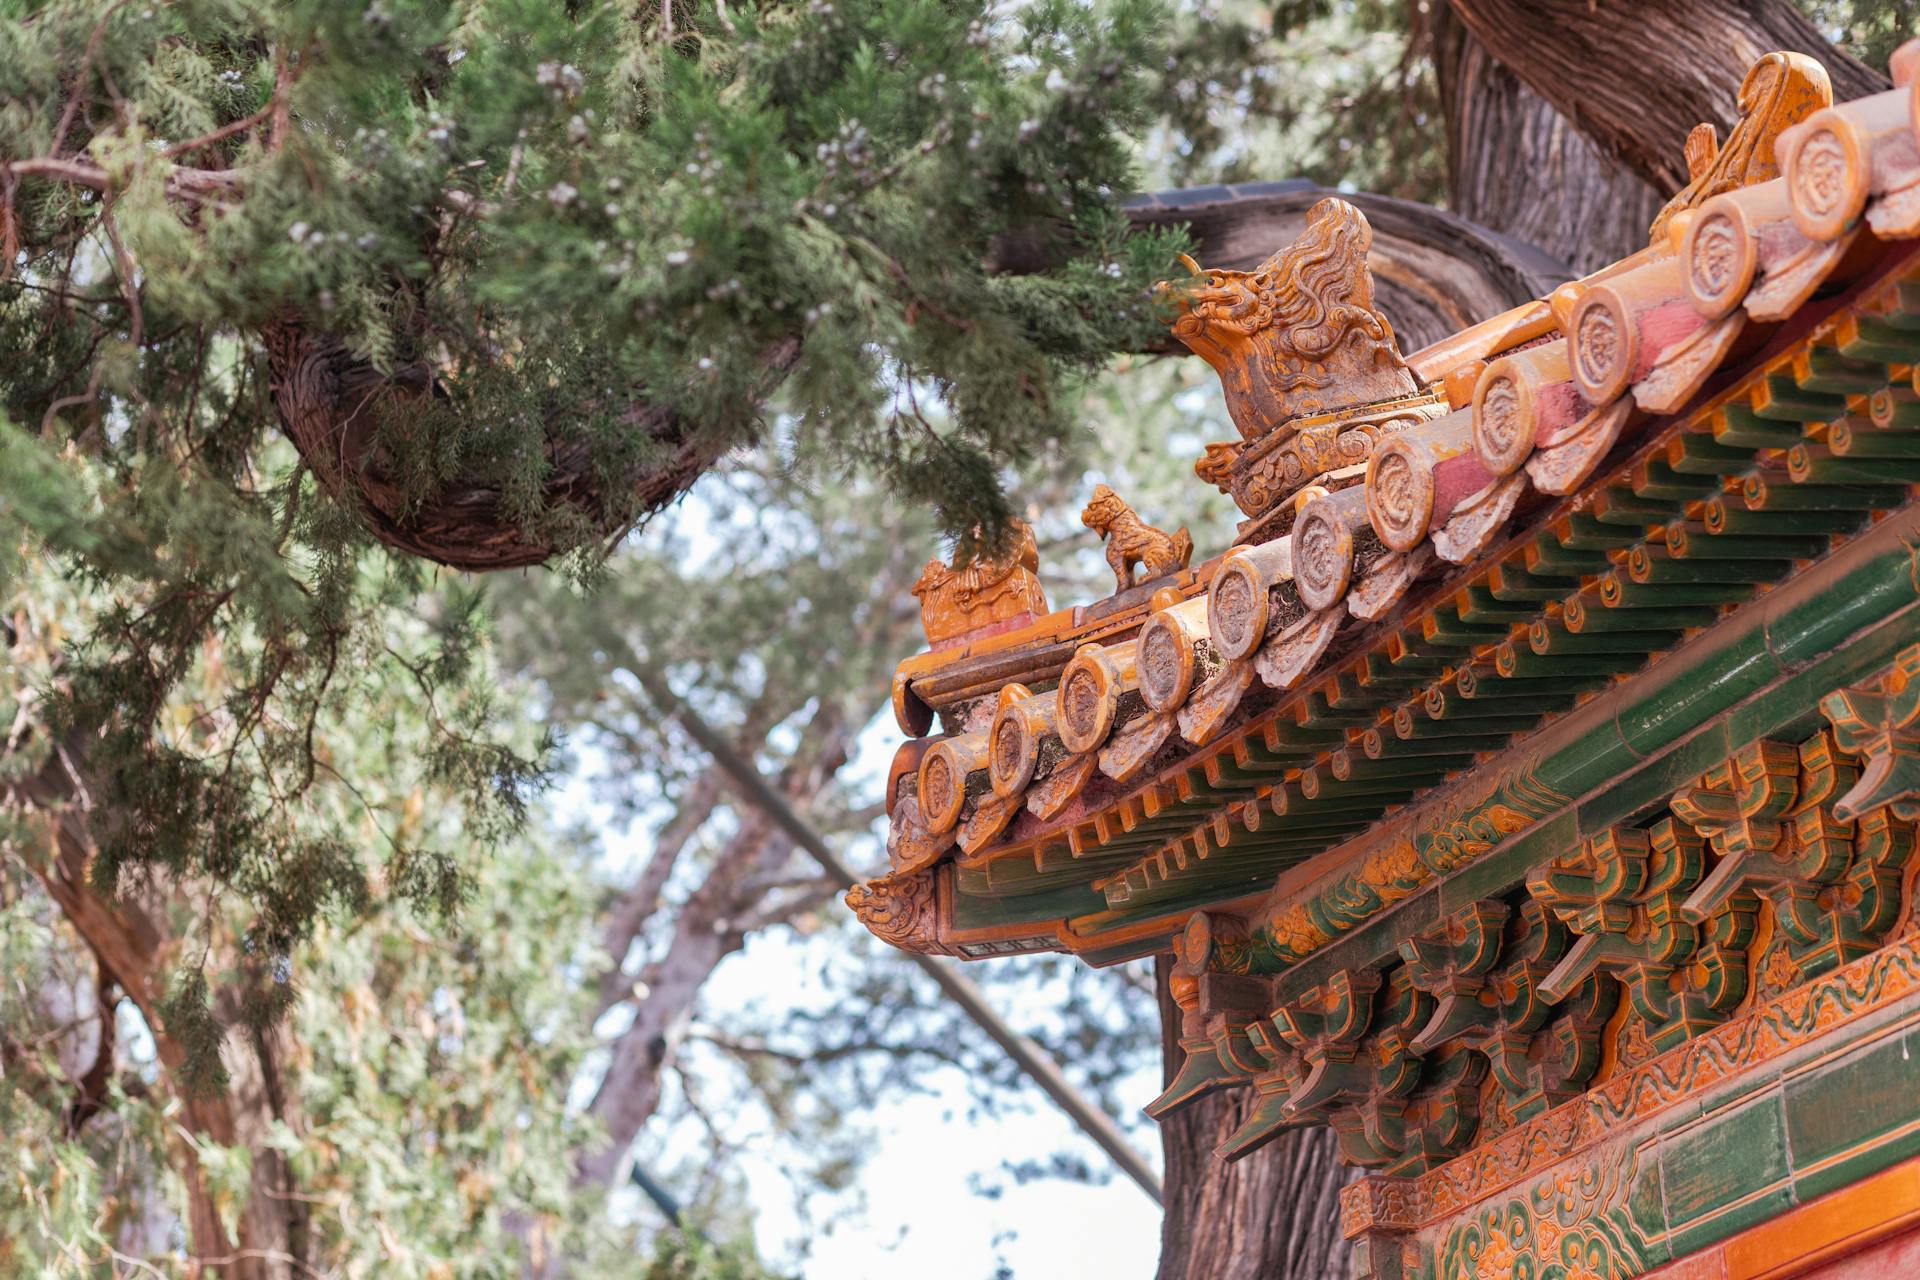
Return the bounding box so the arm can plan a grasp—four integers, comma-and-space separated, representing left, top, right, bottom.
858, 48, 1920, 973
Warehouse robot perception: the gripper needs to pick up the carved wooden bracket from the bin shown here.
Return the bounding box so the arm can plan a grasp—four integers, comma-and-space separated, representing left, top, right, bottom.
1400, 900, 1509, 1053
1149, 913, 1270, 1120
1671, 739, 1802, 922
1335, 1042, 1486, 1172
1400, 897, 1613, 1131
1531, 819, 1752, 1052
1821, 641, 1920, 822
1313, 969, 1432, 1170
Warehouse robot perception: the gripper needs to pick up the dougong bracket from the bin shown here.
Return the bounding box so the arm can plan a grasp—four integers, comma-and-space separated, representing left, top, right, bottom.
1821, 641, 1920, 822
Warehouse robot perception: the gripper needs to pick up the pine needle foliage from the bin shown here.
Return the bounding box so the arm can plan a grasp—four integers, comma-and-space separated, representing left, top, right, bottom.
3, 0, 1188, 552
1804, 0, 1920, 68
0, 0, 1185, 1085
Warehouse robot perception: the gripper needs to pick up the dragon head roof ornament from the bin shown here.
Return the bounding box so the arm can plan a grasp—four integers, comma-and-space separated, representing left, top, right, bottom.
1164, 197, 1419, 442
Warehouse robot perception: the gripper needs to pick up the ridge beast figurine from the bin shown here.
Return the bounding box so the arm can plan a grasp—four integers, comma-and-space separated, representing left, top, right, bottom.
1081, 484, 1193, 591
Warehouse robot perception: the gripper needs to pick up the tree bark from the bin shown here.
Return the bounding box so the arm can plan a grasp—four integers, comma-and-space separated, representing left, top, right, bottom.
6, 736, 302, 1279
1153, 957, 1356, 1280
1430, 8, 1666, 276
261, 317, 802, 573
593, 763, 727, 1019
575, 710, 855, 1188
1445, 0, 1887, 195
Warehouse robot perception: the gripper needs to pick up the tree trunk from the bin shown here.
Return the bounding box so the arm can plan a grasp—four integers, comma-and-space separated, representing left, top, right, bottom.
1153, 957, 1356, 1280
1429, 8, 1666, 275
1445, 0, 1887, 195
7, 736, 303, 1279
575, 709, 855, 1188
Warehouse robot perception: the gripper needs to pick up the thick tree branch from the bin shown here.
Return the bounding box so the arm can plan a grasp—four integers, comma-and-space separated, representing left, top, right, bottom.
1446, 0, 1886, 193
4, 735, 303, 1280
593, 764, 727, 1019
13, 143, 1562, 570
260, 316, 805, 571
1429, 6, 1665, 275
3, 155, 244, 201
576, 708, 855, 1188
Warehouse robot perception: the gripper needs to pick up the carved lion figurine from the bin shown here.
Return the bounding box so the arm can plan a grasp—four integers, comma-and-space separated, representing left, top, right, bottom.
1081, 485, 1193, 592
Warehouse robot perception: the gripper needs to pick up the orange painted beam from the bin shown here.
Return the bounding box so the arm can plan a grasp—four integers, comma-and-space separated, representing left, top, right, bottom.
1643, 1154, 1920, 1280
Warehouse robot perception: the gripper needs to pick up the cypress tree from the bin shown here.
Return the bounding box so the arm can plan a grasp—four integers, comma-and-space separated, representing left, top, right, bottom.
0, 0, 1187, 1079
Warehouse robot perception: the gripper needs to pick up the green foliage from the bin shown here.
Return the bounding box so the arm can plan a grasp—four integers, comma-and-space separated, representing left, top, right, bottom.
1805, 0, 1920, 69
155, 969, 229, 1096
0, 0, 1195, 1077
1, 413, 547, 1078
3, 0, 1190, 547
644, 1232, 789, 1280
10, 0, 1904, 1271
0, 627, 624, 1275
271, 830, 611, 1275
1147, 0, 1444, 201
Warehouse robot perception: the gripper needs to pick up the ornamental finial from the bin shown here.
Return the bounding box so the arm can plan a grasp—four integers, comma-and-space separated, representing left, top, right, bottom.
1648, 50, 1831, 246
910, 518, 1048, 649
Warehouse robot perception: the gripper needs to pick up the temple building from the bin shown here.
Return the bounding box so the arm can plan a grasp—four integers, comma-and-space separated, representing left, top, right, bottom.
850, 42, 1920, 1280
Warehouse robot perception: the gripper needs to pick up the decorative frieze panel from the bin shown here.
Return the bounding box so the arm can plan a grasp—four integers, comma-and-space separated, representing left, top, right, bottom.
1341, 932, 1920, 1280
1148, 711, 1920, 1199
